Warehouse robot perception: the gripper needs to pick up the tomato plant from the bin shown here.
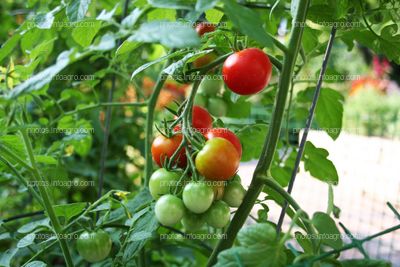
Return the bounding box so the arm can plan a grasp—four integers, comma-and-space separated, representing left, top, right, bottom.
1, 0, 399, 266
76, 230, 112, 263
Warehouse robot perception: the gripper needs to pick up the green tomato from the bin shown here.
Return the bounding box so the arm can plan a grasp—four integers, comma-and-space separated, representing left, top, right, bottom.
194, 93, 208, 108
223, 181, 246, 207
205, 200, 231, 228
198, 76, 223, 96
182, 181, 214, 214
76, 230, 112, 263
155, 194, 185, 226
149, 168, 182, 199
181, 211, 205, 232
207, 98, 228, 117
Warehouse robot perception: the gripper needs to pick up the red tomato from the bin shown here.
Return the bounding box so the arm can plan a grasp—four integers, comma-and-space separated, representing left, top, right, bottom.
222, 48, 272, 95
204, 128, 242, 157
174, 106, 213, 134
195, 138, 240, 181
151, 134, 186, 167
195, 22, 216, 36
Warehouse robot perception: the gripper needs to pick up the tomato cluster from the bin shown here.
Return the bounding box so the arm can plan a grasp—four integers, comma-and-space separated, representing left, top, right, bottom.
150, 101, 246, 231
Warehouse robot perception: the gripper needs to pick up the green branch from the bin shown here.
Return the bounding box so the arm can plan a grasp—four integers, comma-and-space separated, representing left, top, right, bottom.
206, 0, 311, 265
20, 130, 74, 267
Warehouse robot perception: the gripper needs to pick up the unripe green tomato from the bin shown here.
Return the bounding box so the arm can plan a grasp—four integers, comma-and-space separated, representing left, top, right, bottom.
76, 230, 112, 263
149, 168, 182, 199
223, 181, 246, 207
155, 194, 185, 226
182, 181, 214, 214
207, 98, 228, 117
198, 76, 223, 96
181, 211, 205, 232
194, 93, 208, 108
206, 200, 230, 228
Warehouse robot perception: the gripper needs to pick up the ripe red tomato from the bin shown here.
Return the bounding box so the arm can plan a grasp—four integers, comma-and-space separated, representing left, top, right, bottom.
204, 128, 242, 157
222, 48, 272, 95
195, 138, 240, 181
195, 22, 216, 36
151, 134, 186, 167
174, 105, 213, 134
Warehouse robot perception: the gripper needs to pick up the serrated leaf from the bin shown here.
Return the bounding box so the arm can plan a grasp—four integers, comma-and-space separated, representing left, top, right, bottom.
66, 0, 91, 22
303, 141, 339, 184
312, 212, 343, 249
295, 231, 313, 253
121, 8, 143, 28
35, 155, 57, 165
222, 0, 272, 47
97, 5, 118, 21
341, 259, 391, 267
0, 33, 22, 63
89, 32, 116, 51
116, 41, 141, 56
129, 21, 200, 48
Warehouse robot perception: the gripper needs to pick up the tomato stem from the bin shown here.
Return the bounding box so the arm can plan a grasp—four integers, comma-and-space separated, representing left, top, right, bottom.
206, 0, 311, 265
20, 129, 74, 267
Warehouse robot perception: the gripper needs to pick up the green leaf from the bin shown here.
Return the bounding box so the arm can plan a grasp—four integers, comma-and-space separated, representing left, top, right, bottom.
35, 155, 57, 165
66, 0, 91, 22
148, 0, 194, 10
237, 223, 276, 246
130, 50, 186, 79
25, 261, 47, 267
297, 87, 344, 140
72, 19, 102, 47
129, 21, 200, 48
89, 32, 116, 51
18, 219, 50, 234
215, 244, 287, 267
341, 259, 391, 267
53, 202, 87, 222
116, 41, 141, 56
303, 141, 339, 185
0, 33, 22, 63
222, 0, 272, 47
17, 233, 36, 248
196, 0, 218, 11
236, 124, 268, 162
7, 50, 73, 99
312, 212, 343, 249
294, 231, 313, 253
120, 209, 159, 263
121, 8, 144, 28
96, 5, 118, 22
0, 248, 18, 267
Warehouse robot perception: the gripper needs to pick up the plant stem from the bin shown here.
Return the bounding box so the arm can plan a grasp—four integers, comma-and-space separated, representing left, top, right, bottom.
144, 71, 169, 185
0, 155, 43, 206
20, 130, 74, 267
206, 0, 310, 265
